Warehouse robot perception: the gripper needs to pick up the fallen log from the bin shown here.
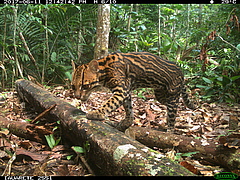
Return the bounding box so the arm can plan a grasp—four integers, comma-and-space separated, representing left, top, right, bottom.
15, 79, 194, 176
0, 115, 51, 143
125, 126, 240, 171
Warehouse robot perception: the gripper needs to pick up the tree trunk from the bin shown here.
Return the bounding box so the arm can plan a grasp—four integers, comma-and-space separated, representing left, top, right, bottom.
158, 4, 161, 56
12, 5, 24, 79
127, 4, 133, 33
42, 8, 49, 84
15, 79, 195, 176
125, 126, 240, 171
94, 4, 110, 60
1, 11, 7, 89
77, 7, 83, 64
134, 4, 139, 52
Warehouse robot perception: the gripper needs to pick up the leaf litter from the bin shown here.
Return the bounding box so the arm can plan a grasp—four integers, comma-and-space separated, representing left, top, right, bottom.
0, 87, 240, 176
0, 90, 88, 176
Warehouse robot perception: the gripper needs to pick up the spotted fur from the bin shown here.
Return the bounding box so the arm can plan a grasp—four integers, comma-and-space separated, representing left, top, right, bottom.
71, 52, 195, 131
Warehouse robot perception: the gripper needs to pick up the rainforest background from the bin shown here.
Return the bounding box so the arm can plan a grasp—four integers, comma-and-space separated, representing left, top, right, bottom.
0, 4, 239, 103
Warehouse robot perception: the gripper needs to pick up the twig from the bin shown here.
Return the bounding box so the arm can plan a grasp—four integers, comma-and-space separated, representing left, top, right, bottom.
79, 154, 95, 175
31, 104, 56, 124
71, 146, 94, 175
2, 150, 16, 176
224, 8, 236, 28
28, 75, 43, 88
217, 34, 240, 53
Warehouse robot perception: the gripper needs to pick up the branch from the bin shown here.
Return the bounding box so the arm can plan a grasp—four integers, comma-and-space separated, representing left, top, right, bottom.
19, 32, 41, 75
126, 126, 240, 171
217, 34, 240, 53
0, 116, 52, 143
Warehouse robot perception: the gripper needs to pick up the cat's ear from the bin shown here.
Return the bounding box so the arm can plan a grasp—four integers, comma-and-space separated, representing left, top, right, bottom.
71, 60, 79, 71
89, 60, 99, 72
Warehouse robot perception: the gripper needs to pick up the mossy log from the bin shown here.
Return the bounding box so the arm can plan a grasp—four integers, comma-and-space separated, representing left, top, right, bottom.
15, 79, 195, 176
126, 126, 240, 171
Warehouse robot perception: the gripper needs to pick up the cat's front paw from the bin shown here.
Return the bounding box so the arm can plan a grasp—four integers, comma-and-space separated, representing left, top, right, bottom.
105, 119, 133, 132
86, 110, 105, 120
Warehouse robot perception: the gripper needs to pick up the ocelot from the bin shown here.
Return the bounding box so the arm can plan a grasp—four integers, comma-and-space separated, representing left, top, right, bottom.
71, 52, 196, 131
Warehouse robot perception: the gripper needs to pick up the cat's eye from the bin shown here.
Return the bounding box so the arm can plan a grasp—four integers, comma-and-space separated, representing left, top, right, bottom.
71, 85, 75, 90
82, 84, 91, 90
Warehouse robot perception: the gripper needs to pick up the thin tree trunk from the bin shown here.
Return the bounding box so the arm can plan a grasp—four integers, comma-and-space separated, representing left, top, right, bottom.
42, 9, 49, 84
198, 4, 202, 28
13, 5, 24, 79
77, 31, 82, 64
94, 4, 110, 59
1, 11, 7, 89
127, 4, 133, 33
134, 4, 139, 52
196, 4, 203, 46
158, 4, 161, 56
77, 7, 83, 64
184, 4, 190, 52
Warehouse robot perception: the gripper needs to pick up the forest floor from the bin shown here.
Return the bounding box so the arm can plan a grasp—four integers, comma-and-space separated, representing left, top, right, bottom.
0, 86, 239, 176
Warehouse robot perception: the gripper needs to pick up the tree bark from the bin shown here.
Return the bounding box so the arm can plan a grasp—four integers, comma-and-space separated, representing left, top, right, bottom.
125, 126, 240, 171
15, 79, 195, 176
94, 4, 110, 60
0, 116, 51, 144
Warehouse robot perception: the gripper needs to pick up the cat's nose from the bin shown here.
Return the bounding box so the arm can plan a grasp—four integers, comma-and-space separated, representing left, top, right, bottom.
74, 95, 81, 100
74, 91, 81, 99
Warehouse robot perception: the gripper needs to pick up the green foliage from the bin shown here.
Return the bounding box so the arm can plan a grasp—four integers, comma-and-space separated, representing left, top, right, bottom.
175, 151, 199, 161
187, 45, 240, 103
196, 74, 240, 103
24, 119, 32, 122
72, 146, 85, 154
133, 88, 154, 100
45, 134, 61, 149
0, 4, 239, 104
72, 141, 90, 157
133, 88, 147, 100
0, 4, 98, 87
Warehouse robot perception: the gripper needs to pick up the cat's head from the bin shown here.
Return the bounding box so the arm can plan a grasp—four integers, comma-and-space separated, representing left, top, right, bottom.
71, 60, 101, 101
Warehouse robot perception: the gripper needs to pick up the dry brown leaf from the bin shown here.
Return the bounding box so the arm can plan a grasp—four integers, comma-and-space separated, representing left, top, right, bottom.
19, 140, 32, 150
180, 161, 199, 175
0, 150, 10, 158
134, 118, 142, 126
203, 112, 212, 122
57, 164, 70, 176
146, 108, 156, 121
213, 113, 222, 121
204, 126, 213, 132
16, 148, 48, 162
200, 170, 213, 176
139, 113, 146, 119
165, 149, 176, 160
